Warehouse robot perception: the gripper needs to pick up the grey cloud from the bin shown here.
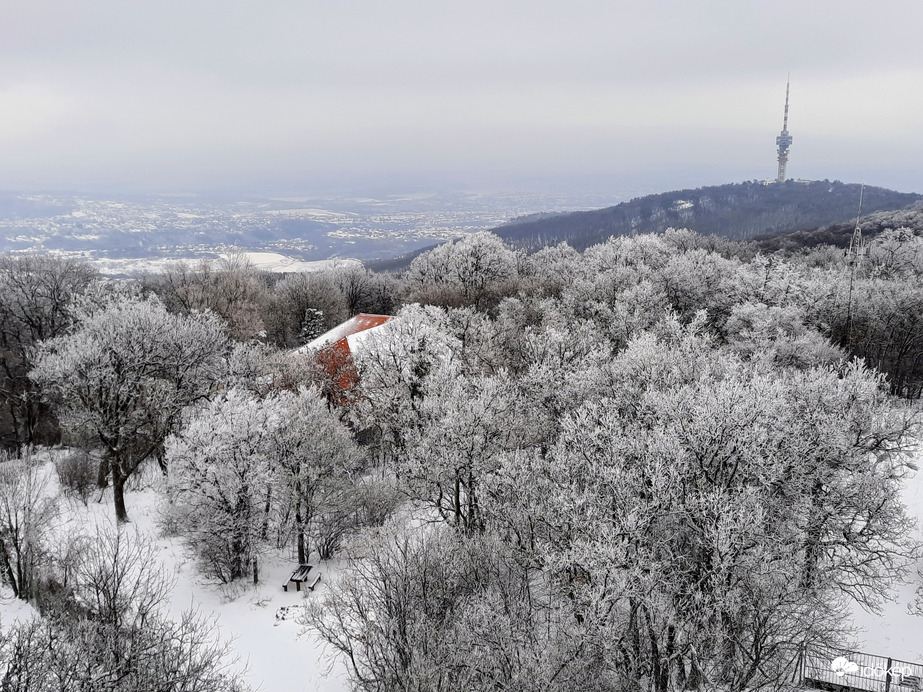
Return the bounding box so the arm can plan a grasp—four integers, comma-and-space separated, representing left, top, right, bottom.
1, 0, 921, 192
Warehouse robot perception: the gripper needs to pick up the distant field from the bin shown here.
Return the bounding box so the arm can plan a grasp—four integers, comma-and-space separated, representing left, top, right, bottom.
84, 252, 364, 276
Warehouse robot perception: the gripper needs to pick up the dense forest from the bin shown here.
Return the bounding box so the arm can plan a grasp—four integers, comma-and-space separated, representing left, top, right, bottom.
1, 222, 923, 690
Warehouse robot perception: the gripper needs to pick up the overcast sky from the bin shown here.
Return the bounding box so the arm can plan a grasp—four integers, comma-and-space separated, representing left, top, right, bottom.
1, 0, 921, 194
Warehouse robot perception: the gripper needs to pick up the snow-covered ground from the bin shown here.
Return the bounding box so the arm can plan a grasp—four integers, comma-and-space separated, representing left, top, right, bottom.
4, 446, 923, 688
848, 456, 923, 663
83, 252, 362, 277
228, 252, 361, 274
0, 456, 349, 692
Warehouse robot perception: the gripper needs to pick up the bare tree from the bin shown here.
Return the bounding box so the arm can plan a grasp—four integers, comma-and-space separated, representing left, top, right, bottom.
0, 525, 250, 691
333, 265, 375, 316
69, 523, 173, 632
150, 251, 269, 341
0, 449, 57, 602
306, 523, 606, 692
264, 272, 349, 347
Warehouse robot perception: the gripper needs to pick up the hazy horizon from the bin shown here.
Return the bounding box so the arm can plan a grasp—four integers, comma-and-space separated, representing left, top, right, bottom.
3, 1, 922, 196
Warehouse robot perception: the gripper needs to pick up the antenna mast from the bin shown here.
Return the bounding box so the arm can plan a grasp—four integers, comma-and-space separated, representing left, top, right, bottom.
775, 76, 793, 183
845, 184, 865, 345
847, 184, 865, 265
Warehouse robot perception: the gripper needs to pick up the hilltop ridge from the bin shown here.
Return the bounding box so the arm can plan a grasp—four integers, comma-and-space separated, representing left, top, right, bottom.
491, 180, 921, 252
369, 180, 921, 271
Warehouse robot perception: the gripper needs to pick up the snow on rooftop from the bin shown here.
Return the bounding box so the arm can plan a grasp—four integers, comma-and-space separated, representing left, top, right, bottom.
345, 323, 388, 353
296, 314, 393, 355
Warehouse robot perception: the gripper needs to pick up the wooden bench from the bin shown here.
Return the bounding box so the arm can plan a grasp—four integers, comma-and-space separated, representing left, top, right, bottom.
306, 573, 321, 591
803, 679, 848, 692
282, 564, 312, 592
899, 675, 921, 690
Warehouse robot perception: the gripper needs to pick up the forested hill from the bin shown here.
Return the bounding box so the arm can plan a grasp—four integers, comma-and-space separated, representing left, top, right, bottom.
492, 180, 920, 253
368, 180, 920, 271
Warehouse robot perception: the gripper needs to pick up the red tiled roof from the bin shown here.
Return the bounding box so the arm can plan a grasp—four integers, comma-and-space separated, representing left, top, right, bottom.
300, 313, 393, 354
295, 314, 394, 405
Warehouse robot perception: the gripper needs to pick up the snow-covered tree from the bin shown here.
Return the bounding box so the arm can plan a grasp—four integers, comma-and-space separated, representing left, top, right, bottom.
167, 384, 361, 578
866, 227, 923, 277
299, 307, 326, 344
723, 301, 844, 369
519, 241, 580, 298
352, 304, 461, 460
401, 372, 529, 533
30, 294, 228, 522
166, 389, 278, 582
494, 325, 920, 691
406, 231, 519, 309
272, 386, 359, 562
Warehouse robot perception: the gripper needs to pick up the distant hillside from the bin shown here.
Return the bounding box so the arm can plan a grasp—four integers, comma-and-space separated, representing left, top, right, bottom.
490, 180, 921, 253
754, 201, 923, 252
365, 180, 922, 271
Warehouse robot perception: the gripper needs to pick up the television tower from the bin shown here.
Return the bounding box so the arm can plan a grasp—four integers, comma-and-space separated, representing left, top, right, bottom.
845, 184, 865, 345
775, 77, 793, 182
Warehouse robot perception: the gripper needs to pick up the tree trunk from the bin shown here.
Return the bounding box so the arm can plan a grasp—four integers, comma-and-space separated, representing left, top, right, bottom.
261, 486, 272, 541
0, 543, 20, 599
97, 454, 110, 489
296, 501, 306, 565
297, 531, 306, 565
155, 443, 167, 475
453, 475, 461, 527
112, 463, 129, 522
801, 480, 825, 590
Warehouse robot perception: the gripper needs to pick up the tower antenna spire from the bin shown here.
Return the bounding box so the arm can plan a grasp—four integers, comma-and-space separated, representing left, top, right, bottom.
845, 183, 866, 345
848, 183, 866, 265
775, 76, 793, 183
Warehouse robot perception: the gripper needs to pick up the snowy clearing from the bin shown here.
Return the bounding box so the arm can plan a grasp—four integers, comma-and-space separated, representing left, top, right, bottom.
0, 454, 349, 692
848, 459, 923, 663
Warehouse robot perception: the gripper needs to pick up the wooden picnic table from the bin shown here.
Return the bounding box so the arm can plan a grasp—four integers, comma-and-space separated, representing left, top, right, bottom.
283, 564, 312, 592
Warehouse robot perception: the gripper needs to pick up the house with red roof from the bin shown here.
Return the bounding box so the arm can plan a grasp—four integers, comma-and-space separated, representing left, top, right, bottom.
295, 313, 393, 404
